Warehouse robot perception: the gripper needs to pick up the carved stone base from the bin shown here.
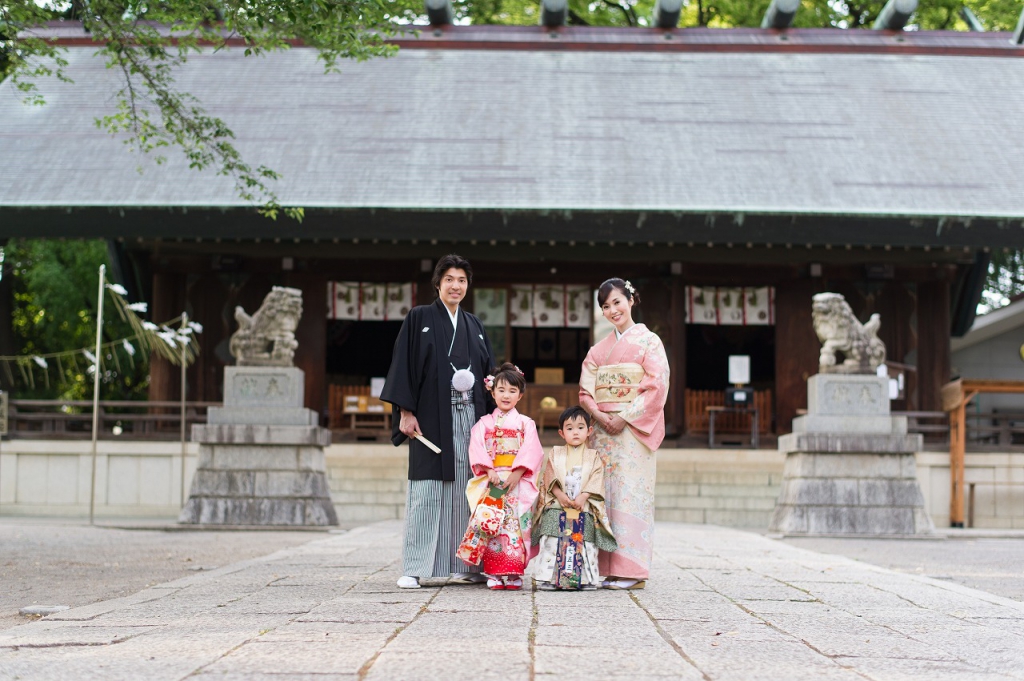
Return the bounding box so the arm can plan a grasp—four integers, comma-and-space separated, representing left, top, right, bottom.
179, 433, 337, 526
768, 451, 935, 536
769, 374, 935, 536
180, 366, 338, 527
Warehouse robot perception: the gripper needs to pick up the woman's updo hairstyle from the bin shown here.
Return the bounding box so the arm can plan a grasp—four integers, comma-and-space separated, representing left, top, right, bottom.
485, 362, 526, 393
597, 278, 640, 307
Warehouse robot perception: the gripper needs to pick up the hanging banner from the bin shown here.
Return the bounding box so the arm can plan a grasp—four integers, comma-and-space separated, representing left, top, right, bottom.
533, 285, 565, 328
565, 285, 592, 328
359, 283, 385, 321
384, 283, 415, 321
328, 282, 360, 320
509, 285, 533, 328
685, 286, 775, 326
328, 282, 415, 321
686, 286, 720, 325
473, 288, 506, 327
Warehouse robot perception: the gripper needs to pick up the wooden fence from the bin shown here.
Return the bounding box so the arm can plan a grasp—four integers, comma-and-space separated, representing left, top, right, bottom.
6, 400, 217, 440
685, 389, 773, 435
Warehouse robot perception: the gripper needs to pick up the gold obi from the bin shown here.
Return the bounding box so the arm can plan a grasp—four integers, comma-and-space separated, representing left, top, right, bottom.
493, 454, 517, 468
595, 363, 645, 405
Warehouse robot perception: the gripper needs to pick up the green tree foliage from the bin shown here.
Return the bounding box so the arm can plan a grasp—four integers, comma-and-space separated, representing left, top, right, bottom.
443, 0, 1021, 29
980, 249, 1024, 313
5, 240, 150, 400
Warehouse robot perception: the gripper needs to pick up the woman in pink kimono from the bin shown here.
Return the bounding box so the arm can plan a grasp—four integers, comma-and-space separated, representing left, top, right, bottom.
579, 279, 670, 590
463, 363, 545, 590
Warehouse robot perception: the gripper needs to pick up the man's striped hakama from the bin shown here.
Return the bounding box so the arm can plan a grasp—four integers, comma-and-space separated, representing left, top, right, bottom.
401, 389, 482, 577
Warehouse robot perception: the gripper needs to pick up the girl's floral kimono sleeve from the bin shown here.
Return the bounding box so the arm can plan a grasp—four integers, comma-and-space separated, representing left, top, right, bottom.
512, 417, 545, 479
467, 415, 493, 477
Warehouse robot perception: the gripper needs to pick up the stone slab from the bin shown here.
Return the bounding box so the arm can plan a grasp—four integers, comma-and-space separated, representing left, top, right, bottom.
807, 373, 890, 416
792, 414, 907, 434
779, 432, 922, 454
178, 496, 337, 526
192, 424, 332, 447
6, 521, 1023, 680
770, 451, 935, 535
223, 366, 304, 409
208, 406, 319, 426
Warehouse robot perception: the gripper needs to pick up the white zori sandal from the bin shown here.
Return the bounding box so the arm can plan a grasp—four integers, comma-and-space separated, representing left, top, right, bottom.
396, 576, 421, 589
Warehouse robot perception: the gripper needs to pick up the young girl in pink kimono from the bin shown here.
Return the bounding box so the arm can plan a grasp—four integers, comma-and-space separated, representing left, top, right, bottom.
463, 363, 544, 590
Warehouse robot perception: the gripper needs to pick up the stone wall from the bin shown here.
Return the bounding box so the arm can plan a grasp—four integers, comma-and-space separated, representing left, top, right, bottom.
4, 441, 1023, 529
916, 451, 1024, 529
0, 440, 197, 517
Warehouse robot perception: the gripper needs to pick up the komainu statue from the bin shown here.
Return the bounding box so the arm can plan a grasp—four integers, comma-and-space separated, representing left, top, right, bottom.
811, 292, 886, 374
230, 286, 303, 366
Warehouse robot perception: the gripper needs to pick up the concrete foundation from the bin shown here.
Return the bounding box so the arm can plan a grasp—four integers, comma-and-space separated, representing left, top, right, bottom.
769, 374, 935, 536
179, 367, 337, 526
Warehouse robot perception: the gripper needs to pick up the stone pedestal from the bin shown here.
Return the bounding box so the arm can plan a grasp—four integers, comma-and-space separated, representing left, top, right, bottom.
769, 374, 934, 536
179, 367, 338, 526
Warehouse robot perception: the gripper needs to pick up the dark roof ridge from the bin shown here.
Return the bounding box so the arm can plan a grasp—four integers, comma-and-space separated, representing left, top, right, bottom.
24, 20, 1024, 58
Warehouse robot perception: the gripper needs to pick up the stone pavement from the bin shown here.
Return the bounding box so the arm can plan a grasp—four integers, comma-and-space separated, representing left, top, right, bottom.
2, 521, 1023, 681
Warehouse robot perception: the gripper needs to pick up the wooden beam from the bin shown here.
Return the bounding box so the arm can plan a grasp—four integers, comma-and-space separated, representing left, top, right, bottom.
949, 399, 965, 527
774, 278, 821, 433
669, 276, 686, 435
917, 280, 951, 413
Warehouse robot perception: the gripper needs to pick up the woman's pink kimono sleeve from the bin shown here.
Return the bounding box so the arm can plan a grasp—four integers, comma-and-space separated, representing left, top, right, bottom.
618, 333, 670, 450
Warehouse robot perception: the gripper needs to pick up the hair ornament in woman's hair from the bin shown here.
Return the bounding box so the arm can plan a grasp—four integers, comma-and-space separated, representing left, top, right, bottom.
483, 374, 495, 390
624, 280, 636, 295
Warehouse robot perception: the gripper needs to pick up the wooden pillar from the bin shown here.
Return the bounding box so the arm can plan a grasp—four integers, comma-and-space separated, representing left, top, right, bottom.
288, 273, 328, 418
0, 240, 15, 392
774, 279, 821, 434
949, 399, 966, 527
916, 280, 951, 413
148, 271, 186, 402
668, 277, 686, 436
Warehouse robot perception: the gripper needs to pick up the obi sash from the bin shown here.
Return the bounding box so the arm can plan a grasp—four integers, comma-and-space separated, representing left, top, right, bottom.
486, 425, 523, 467
595, 362, 645, 406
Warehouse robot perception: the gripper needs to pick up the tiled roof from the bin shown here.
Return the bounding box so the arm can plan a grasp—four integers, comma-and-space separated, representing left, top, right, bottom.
3, 25, 1024, 219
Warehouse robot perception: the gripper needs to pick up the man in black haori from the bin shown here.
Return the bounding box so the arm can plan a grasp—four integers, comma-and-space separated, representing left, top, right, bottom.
381, 254, 495, 588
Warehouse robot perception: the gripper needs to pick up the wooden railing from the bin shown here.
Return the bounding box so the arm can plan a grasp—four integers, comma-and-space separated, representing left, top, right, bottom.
6, 400, 219, 440
327, 385, 390, 433
685, 389, 773, 435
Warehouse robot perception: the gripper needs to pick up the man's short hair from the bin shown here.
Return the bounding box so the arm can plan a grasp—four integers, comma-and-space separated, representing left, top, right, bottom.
559, 405, 591, 429
432, 254, 473, 292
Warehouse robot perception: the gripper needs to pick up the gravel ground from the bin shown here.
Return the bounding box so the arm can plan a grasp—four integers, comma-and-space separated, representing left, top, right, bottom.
780, 535, 1024, 602
0, 518, 324, 631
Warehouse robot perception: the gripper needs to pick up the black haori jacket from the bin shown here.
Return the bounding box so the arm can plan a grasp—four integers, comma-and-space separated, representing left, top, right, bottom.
381, 299, 495, 481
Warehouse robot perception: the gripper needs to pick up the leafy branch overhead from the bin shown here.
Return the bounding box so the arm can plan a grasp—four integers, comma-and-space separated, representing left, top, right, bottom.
2, 0, 409, 220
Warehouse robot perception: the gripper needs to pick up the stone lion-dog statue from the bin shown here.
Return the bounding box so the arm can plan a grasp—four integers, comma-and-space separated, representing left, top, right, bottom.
811, 292, 886, 374
230, 286, 303, 367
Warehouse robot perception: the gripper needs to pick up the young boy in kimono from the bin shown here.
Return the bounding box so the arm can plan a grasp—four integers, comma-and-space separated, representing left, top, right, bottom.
459, 363, 544, 591
530, 406, 617, 590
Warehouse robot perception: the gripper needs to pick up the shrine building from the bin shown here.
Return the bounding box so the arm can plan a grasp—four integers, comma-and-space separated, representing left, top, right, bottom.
2, 21, 1023, 442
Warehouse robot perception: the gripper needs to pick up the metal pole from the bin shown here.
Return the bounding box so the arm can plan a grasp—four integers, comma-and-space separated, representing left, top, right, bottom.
89, 264, 105, 525
180, 312, 188, 507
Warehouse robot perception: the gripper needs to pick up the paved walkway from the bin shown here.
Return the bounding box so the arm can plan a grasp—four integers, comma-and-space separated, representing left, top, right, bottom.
2, 521, 1023, 681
